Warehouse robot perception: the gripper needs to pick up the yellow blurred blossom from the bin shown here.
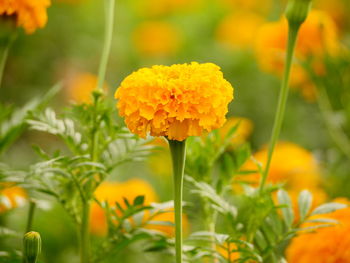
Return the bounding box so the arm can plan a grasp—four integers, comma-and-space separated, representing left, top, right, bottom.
315, 0, 348, 30
241, 142, 321, 189
133, 0, 199, 17
65, 73, 107, 104
0, 183, 27, 212
133, 21, 181, 57
217, 12, 265, 50
219, 0, 271, 15
90, 179, 187, 236
237, 142, 327, 210
255, 10, 339, 101
219, 117, 253, 145
286, 198, 350, 263
115, 62, 234, 141
0, 0, 50, 34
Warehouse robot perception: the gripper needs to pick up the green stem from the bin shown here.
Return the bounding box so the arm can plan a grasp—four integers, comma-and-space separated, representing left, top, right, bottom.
259, 23, 301, 192
96, 0, 115, 91
25, 201, 36, 233
0, 34, 16, 89
317, 86, 350, 160
168, 139, 186, 263
80, 201, 91, 263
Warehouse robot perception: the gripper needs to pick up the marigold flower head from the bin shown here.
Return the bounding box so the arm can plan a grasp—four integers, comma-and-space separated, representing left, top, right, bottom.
133, 21, 181, 57
286, 198, 350, 263
255, 10, 339, 100
90, 179, 187, 236
241, 142, 321, 189
315, 0, 348, 30
90, 179, 157, 235
0, 0, 51, 34
237, 142, 327, 217
0, 183, 27, 212
217, 12, 264, 50
115, 62, 234, 141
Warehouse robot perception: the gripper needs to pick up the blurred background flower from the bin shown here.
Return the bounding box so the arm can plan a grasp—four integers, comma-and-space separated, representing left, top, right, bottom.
286, 198, 350, 263
255, 10, 340, 101
238, 142, 327, 208
0, 0, 51, 34
0, 183, 27, 213
132, 21, 181, 57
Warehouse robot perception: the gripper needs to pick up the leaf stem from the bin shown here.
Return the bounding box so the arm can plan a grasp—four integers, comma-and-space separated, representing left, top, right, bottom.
259, 23, 301, 192
168, 139, 186, 263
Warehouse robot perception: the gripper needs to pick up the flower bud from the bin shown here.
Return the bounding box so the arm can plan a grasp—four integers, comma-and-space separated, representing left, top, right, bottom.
286, 0, 312, 27
23, 231, 41, 263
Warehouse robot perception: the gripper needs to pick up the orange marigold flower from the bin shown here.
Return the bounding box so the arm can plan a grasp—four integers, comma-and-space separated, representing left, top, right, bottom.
237, 142, 327, 210
133, 21, 181, 57
115, 62, 234, 141
90, 179, 187, 236
286, 198, 350, 263
241, 142, 321, 189
90, 179, 158, 235
0, 0, 51, 34
255, 10, 339, 101
217, 12, 265, 50
315, 0, 348, 31
0, 183, 27, 212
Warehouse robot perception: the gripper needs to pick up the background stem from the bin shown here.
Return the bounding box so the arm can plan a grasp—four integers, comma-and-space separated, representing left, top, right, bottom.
96, 0, 115, 91
259, 23, 300, 192
168, 140, 186, 263
0, 34, 16, 89
80, 201, 91, 263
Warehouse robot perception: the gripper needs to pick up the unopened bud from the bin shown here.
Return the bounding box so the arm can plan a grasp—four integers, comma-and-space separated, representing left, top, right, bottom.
23, 231, 41, 263
286, 0, 312, 27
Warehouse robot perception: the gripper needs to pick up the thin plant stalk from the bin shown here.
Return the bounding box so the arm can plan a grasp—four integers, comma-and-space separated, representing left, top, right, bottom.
259, 24, 300, 192
26, 201, 37, 233
317, 86, 350, 160
79, 1, 115, 262
0, 33, 16, 89
168, 139, 186, 263
80, 201, 91, 263
96, 0, 115, 92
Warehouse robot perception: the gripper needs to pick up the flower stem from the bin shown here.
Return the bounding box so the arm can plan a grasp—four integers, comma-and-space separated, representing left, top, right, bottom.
26, 201, 36, 233
80, 201, 90, 263
168, 139, 186, 263
259, 23, 301, 192
317, 86, 350, 160
96, 0, 115, 91
0, 33, 16, 89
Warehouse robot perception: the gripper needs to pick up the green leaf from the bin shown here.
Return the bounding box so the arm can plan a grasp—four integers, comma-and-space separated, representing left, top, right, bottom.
277, 189, 294, 227
298, 190, 313, 221
311, 202, 347, 216
133, 195, 145, 206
